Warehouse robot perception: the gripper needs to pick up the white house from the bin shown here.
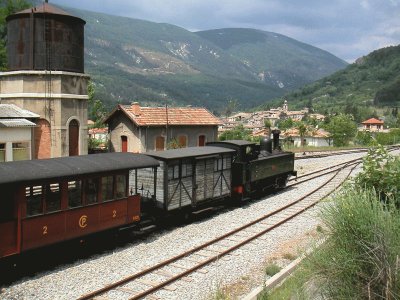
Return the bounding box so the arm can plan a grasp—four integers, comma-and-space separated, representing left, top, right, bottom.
281, 128, 331, 147
0, 104, 39, 162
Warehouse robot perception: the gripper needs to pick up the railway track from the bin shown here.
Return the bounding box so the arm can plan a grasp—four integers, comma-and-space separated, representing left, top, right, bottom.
78, 160, 360, 300
295, 144, 399, 160
290, 157, 361, 186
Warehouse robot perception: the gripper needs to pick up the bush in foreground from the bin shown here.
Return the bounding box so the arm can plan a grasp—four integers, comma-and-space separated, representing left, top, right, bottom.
305, 187, 400, 299
355, 145, 400, 206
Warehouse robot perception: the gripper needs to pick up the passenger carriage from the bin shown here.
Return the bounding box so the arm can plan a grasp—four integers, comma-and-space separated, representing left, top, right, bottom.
0, 153, 159, 258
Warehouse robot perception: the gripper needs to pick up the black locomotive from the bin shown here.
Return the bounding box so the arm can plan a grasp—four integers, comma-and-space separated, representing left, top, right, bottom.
207, 129, 297, 200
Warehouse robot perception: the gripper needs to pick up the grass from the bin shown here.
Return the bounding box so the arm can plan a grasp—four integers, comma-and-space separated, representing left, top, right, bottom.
282, 253, 296, 261
307, 188, 400, 299
259, 266, 312, 300
259, 186, 400, 299
264, 264, 281, 277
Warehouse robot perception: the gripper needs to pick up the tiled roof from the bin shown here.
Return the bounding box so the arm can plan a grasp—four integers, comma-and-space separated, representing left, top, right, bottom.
0, 119, 37, 128
108, 104, 222, 126
0, 104, 39, 118
361, 118, 384, 125
89, 127, 108, 134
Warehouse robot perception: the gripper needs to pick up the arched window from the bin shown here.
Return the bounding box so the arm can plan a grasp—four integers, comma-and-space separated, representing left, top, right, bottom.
69, 119, 79, 156
121, 136, 128, 152
155, 136, 165, 151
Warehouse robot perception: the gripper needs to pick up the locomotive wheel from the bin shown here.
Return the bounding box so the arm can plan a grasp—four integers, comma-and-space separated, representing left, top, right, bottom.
277, 176, 289, 188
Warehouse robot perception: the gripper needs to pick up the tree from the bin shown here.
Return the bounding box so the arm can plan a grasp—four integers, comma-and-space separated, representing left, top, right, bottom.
88, 81, 107, 128
297, 121, 308, 147
276, 118, 294, 131
325, 114, 357, 147
219, 124, 252, 141
0, 0, 30, 70
264, 119, 272, 136
306, 98, 314, 113
392, 107, 398, 117
166, 138, 184, 149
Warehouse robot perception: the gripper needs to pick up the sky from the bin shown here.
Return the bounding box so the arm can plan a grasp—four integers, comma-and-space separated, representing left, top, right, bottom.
49, 0, 400, 63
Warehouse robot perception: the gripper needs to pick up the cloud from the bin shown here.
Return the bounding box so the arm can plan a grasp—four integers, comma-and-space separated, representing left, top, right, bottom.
51, 0, 400, 62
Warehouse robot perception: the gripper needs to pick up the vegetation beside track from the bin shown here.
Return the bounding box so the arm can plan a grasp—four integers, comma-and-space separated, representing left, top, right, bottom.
261, 146, 400, 299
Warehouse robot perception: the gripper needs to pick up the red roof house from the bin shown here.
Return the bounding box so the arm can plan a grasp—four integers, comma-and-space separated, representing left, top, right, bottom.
361, 118, 384, 132
104, 102, 222, 152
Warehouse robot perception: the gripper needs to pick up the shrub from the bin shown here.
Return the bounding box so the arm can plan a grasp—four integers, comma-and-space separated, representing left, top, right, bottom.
355, 145, 400, 206
265, 264, 281, 277
282, 253, 296, 261
305, 187, 400, 299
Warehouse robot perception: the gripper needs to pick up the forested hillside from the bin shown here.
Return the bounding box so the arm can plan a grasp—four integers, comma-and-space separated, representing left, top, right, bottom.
262, 45, 400, 118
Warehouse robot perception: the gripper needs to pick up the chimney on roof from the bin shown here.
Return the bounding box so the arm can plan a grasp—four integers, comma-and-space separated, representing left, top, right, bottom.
131, 102, 141, 116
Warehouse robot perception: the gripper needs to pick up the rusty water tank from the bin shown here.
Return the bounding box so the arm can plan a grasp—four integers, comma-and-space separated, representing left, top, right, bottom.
6, 3, 86, 73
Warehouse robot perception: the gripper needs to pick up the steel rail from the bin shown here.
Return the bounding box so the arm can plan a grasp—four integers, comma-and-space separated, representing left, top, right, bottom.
295, 144, 399, 160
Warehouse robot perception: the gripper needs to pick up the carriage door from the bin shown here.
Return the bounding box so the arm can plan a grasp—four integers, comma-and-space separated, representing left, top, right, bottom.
0, 185, 19, 256
195, 158, 215, 202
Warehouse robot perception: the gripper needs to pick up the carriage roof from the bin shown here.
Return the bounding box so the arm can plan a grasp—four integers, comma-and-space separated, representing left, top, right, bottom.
0, 152, 159, 185
146, 146, 235, 161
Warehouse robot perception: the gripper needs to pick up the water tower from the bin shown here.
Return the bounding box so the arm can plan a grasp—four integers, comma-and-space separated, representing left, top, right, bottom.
0, 1, 89, 158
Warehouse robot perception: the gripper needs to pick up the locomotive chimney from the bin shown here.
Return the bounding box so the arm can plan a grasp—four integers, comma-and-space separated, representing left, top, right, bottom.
272, 129, 281, 151
260, 135, 272, 155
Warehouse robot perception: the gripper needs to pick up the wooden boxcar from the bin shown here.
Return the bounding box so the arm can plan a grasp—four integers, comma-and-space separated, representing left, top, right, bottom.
0, 153, 159, 258
142, 146, 236, 212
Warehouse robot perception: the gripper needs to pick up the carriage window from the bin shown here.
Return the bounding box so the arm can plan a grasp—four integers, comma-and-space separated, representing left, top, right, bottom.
26, 186, 43, 217
214, 157, 230, 171
246, 146, 252, 154
214, 158, 223, 171
181, 164, 192, 178
224, 156, 231, 169
115, 175, 127, 199
46, 183, 61, 213
68, 180, 82, 208
102, 176, 114, 201
168, 165, 180, 180
85, 178, 98, 205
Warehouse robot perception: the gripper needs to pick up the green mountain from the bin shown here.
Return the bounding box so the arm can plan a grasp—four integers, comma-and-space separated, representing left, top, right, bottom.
261, 45, 400, 116
28, 3, 348, 113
